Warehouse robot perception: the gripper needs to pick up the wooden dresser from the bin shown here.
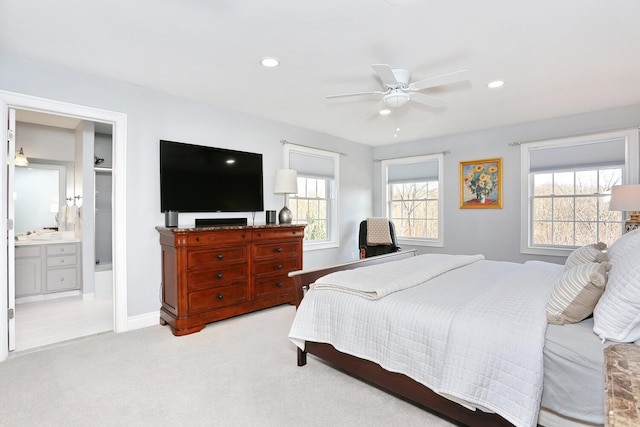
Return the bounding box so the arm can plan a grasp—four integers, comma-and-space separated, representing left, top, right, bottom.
156, 224, 305, 336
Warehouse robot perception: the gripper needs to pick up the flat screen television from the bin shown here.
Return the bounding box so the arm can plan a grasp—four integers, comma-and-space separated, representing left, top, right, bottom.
160, 140, 264, 213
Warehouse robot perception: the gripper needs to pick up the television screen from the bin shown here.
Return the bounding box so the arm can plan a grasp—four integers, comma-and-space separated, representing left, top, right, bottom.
160, 140, 264, 213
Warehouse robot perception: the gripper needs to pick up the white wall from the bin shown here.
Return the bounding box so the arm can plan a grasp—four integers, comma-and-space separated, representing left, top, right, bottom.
373, 103, 640, 263
0, 53, 373, 317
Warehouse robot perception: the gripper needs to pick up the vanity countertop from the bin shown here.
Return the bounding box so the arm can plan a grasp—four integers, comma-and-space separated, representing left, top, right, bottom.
15, 239, 81, 246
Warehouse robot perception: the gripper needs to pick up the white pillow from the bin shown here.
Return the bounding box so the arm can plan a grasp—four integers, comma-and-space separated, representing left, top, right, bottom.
605, 228, 640, 264
593, 231, 640, 342
547, 262, 610, 325
564, 242, 607, 270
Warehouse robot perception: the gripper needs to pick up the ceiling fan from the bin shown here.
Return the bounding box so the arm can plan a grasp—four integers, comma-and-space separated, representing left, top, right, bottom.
327, 64, 469, 109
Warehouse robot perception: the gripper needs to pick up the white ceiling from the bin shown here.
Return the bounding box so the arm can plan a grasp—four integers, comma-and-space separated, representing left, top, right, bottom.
2, 0, 640, 146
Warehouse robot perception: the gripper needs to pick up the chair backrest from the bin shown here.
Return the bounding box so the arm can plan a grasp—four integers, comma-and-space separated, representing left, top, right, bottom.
358, 219, 399, 258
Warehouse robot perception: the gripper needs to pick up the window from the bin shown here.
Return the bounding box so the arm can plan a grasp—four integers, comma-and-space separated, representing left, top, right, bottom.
521, 129, 639, 255
284, 144, 339, 250
381, 154, 443, 247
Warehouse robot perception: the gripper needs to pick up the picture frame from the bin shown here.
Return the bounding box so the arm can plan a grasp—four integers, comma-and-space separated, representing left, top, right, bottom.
459, 157, 503, 209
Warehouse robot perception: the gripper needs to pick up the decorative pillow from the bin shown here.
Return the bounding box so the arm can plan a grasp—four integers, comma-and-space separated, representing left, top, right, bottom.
593, 231, 640, 342
564, 242, 608, 270
547, 262, 611, 325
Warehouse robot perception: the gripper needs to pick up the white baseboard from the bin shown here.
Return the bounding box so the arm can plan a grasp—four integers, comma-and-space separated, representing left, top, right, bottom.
126, 310, 160, 331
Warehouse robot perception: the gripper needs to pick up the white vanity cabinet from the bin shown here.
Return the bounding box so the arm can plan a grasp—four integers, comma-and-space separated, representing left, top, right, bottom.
15, 246, 42, 297
15, 241, 81, 297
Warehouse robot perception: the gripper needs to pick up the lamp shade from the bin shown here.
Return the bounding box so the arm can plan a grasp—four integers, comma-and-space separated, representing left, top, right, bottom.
609, 185, 640, 211
274, 169, 298, 195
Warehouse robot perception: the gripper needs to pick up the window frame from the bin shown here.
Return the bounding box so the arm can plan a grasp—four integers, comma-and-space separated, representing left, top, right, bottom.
380, 154, 444, 247
520, 128, 639, 256
284, 144, 339, 251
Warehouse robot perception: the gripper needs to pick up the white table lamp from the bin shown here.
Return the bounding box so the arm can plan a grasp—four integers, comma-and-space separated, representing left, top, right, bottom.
274, 169, 298, 224
609, 184, 640, 233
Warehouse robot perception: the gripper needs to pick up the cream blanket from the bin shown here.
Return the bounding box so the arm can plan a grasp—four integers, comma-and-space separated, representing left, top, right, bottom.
312, 253, 484, 299
366, 217, 392, 245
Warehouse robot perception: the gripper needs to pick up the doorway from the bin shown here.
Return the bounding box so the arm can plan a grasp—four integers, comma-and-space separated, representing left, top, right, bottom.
12, 112, 113, 351
1, 91, 128, 361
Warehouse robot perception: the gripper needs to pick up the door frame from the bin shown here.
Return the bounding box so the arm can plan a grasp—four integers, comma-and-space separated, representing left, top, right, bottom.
1, 91, 128, 361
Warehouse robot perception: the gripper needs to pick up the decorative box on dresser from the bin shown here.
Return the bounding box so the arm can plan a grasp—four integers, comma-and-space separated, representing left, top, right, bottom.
156, 224, 305, 336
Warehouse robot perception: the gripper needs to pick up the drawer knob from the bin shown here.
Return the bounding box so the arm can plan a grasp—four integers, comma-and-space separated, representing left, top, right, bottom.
217, 293, 223, 300
276, 264, 283, 270
216, 253, 224, 260
217, 273, 224, 279
59, 248, 65, 252
60, 277, 65, 282
275, 247, 282, 253
195, 237, 200, 242
60, 259, 65, 263
276, 282, 283, 288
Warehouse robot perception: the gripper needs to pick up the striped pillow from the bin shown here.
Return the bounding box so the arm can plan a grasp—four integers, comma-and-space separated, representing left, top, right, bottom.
565, 242, 608, 270
547, 262, 611, 325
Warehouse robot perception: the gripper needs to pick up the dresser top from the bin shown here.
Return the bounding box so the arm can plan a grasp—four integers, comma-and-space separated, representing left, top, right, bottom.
156, 224, 305, 233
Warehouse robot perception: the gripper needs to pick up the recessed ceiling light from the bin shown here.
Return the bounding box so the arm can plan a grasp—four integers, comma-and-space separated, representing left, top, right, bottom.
488, 80, 504, 89
379, 109, 391, 115
260, 57, 280, 68
226, 159, 235, 164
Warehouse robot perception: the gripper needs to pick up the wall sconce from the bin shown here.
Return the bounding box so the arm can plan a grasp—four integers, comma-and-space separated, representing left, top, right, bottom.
609, 184, 640, 233
14, 147, 29, 167
274, 169, 298, 224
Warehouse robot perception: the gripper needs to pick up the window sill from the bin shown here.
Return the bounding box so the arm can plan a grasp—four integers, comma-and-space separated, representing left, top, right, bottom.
303, 240, 339, 252
520, 245, 574, 257
397, 238, 443, 248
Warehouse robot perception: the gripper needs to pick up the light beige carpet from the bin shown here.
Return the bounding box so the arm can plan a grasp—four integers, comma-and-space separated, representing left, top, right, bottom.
0, 305, 455, 426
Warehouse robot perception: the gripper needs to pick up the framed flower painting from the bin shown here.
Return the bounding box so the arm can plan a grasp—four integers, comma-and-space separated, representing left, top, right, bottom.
459, 158, 503, 209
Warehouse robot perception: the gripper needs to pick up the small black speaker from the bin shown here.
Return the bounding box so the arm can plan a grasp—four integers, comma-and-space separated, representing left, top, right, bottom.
164, 211, 178, 227
266, 210, 277, 224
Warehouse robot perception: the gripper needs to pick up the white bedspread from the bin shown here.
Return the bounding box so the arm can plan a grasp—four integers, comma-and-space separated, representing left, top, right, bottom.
289, 257, 563, 427
312, 253, 484, 299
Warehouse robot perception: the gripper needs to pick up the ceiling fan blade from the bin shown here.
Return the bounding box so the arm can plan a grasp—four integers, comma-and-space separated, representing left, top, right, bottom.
326, 90, 386, 99
410, 70, 470, 91
409, 92, 447, 108
371, 64, 398, 87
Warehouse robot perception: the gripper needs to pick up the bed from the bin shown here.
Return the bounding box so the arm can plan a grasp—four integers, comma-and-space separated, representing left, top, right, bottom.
287, 234, 640, 427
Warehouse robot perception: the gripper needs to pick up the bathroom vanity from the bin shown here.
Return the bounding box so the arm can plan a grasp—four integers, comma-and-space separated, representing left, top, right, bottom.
15, 240, 82, 298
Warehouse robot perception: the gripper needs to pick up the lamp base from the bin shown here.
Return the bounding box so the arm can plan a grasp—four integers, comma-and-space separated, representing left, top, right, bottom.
278, 206, 293, 224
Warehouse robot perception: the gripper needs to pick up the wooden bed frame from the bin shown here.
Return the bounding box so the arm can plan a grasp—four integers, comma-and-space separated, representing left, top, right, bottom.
289, 250, 514, 427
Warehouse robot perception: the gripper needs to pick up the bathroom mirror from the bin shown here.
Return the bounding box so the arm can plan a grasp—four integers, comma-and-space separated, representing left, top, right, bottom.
14, 163, 66, 233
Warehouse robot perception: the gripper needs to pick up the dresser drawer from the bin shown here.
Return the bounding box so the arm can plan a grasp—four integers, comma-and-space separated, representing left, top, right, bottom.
46, 254, 77, 268
254, 258, 300, 277
187, 265, 248, 290
254, 241, 300, 260
252, 227, 304, 242
46, 244, 77, 256
186, 230, 250, 247
188, 284, 248, 312
187, 246, 247, 270
254, 276, 294, 299
46, 268, 78, 292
